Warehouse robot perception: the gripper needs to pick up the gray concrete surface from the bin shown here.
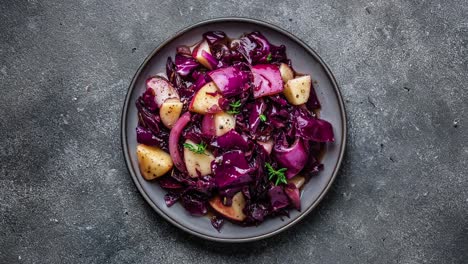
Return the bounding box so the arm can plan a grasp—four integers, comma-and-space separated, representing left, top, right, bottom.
1, 0, 467, 263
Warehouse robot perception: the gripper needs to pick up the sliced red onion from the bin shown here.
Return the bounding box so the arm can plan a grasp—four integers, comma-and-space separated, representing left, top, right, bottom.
169, 111, 191, 172
273, 138, 308, 179
201, 50, 219, 70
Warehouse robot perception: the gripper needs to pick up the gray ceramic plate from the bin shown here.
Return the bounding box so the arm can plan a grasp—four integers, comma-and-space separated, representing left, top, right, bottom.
121, 17, 346, 242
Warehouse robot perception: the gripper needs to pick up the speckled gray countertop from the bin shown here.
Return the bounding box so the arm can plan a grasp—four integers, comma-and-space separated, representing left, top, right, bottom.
1, 1, 467, 263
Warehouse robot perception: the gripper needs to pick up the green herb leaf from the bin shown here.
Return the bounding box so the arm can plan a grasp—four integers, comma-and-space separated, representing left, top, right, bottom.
227, 100, 242, 115
265, 162, 288, 185
259, 114, 267, 122
229, 100, 242, 108
266, 53, 273, 62
183, 142, 207, 155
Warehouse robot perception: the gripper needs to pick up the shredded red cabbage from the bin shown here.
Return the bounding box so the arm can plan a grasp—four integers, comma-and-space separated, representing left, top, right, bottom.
208, 66, 250, 97
211, 150, 253, 189
175, 54, 199, 76
251, 64, 283, 98
203, 31, 227, 45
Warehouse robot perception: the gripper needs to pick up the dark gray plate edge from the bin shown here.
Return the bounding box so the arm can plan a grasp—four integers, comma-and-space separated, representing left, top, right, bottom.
120, 17, 347, 243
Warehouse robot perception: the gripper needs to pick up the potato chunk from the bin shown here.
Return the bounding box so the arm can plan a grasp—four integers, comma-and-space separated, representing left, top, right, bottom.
279, 63, 294, 83
137, 144, 173, 180
214, 112, 236, 136
283, 75, 311, 105
183, 140, 215, 178
189, 82, 223, 114
160, 98, 183, 129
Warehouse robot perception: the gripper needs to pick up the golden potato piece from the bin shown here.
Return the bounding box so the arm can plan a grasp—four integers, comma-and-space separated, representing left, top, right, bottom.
214, 112, 236, 136
137, 144, 173, 180
183, 139, 215, 178
160, 98, 183, 129
284, 75, 311, 105
189, 82, 223, 114
279, 63, 294, 83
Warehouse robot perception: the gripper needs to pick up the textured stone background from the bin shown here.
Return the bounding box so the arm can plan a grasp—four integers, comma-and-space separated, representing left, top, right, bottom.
1, 0, 467, 263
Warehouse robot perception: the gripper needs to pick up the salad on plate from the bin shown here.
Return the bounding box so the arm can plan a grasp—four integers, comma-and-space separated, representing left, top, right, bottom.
135, 31, 334, 231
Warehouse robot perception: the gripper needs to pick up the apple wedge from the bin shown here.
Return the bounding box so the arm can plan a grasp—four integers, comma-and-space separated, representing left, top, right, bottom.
136, 144, 173, 180
146, 76, 180, 108
214, 112, 236, 136
159, 98, 183, 129
189, 82, 223, 114
209, 192, 246, 222
279, 63, 294, 83
283, 75, 311, 105
192, 39, 214, 69
288, 175, 305, 189
183, 139, 215, 178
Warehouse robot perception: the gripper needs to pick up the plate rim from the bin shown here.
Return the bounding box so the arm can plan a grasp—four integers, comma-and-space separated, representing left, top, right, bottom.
121, 17, 347, 243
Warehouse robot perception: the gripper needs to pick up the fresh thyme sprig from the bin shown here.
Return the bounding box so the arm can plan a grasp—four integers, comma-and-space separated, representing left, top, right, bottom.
183, 142, 208, 155
266, 53, 273, 62
227, 100, 242, 115
265, 162, 288, 185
